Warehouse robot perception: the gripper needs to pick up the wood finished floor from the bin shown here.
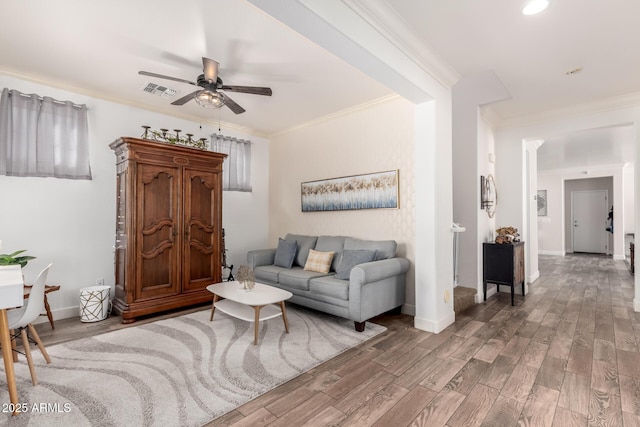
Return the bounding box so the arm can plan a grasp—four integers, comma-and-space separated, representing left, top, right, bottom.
34, 254, 638, 426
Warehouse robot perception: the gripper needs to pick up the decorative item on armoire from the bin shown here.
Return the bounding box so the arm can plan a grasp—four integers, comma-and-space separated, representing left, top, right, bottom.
140, 126, 209, 150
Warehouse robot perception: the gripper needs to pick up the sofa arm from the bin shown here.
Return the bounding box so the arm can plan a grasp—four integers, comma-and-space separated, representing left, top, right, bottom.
247, 248, 276, 269
348, 257, 410, 323
350, 257, 410, 285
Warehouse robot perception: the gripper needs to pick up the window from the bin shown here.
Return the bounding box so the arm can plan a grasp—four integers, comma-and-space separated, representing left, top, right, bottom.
211, 133, 251, 192
0, 88, 91, 179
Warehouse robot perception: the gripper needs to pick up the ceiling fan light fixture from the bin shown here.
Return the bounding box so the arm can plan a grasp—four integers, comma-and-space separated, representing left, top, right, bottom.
522, 0, 549, 15
194, 91, 225, 109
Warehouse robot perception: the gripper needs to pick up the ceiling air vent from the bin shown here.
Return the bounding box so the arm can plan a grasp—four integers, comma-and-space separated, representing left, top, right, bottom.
141, 82, 177, 98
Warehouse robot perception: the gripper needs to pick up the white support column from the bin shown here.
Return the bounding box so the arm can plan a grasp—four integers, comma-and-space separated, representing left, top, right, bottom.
414, 98, 455, 333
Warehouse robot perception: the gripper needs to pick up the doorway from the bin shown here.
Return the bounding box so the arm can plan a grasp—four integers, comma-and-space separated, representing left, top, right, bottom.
571, 190, 609, 254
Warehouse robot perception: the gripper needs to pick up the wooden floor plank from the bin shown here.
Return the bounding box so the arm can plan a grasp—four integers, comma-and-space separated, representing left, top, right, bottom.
558, 371, 590, 416
518, 383, 560, 427
408, 388, 466, 427
446, 383, 499, 427
371, 385, 437, 427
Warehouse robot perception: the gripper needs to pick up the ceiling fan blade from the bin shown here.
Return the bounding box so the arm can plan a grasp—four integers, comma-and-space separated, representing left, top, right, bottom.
138, 71, 197, 86
202, 57, 219, 83
220, 85, 272, 96
220, 93, 246, 114
171, 90, 203, 106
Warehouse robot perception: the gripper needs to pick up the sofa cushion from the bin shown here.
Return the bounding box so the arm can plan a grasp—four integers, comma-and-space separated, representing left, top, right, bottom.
303, 249, 334, 273
344, 237, 397, 260
334, 249, 377, 280
309, 276, 350, 301
315, 236, 347, 271
274, 238, 297, 268
279, 268, 329, 291
285, 234, 318, 267
254, 265, 292, 284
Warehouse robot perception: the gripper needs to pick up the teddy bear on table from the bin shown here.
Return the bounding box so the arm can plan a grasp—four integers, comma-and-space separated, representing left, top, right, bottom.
495, 226, 520, 244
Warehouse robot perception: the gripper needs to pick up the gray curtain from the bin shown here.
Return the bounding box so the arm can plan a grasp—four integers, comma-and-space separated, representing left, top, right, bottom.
0, 88, 91, 179
211, 133, 251, 192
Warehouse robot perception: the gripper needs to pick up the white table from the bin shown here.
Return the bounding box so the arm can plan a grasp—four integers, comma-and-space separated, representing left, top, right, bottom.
206, 281, 293, 345
0, 265, 24, 415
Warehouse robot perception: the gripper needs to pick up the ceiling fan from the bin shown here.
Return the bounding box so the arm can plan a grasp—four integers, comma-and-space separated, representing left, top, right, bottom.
139, 57, 272, 114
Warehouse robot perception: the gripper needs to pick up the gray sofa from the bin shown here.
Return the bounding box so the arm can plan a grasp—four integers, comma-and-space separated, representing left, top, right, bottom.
247, 234, 410, 331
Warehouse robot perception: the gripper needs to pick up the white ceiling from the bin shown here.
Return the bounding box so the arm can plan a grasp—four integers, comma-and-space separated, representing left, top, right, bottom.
0, 0, 393, 136
537, 125, 635, 171
0, 0, 637, 166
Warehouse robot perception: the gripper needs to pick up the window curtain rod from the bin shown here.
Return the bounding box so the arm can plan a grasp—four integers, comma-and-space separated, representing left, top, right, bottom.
6, 90, 89, 110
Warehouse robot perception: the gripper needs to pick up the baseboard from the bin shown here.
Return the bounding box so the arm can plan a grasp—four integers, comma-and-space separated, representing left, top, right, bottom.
538, 250, 565, 256
414, 311, 455, 333
32, 305, 80, 325
635, 299, 640, 312
528, 270, 540, 283
474, 292, 484, 304
614, 254, 626, 261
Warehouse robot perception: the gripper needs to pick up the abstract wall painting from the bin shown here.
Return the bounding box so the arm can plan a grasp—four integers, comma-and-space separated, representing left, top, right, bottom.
301, 170, 399, 212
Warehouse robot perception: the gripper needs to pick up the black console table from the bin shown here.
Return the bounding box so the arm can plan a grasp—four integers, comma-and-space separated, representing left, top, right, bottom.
483, 241, 525, 306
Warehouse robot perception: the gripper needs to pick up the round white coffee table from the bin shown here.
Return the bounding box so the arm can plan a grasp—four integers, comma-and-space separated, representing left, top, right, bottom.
206, 281, 293, 345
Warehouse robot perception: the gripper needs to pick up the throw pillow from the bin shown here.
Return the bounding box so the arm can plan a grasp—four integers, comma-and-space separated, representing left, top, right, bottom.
274, 238, 297, 268
335, 249, 377, 280
303, 249, 335, 274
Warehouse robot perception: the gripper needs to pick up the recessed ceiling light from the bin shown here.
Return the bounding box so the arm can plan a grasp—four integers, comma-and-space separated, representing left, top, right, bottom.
522, 0, 549, 15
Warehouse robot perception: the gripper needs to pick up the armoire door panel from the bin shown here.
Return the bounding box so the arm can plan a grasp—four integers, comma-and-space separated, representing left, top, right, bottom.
183, 169, 221, 291
136, 163, 181, 300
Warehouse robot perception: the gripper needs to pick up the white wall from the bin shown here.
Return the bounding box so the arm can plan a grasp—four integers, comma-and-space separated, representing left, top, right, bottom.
268, 96, 417, 312
0, 74, 269, 321
451, 71, 508, 300
624, 164, 635, 234
477, 114, 497, 289
537, 172, 564, 255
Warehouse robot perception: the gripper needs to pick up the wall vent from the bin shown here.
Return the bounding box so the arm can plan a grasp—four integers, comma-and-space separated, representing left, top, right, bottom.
141, 82, 177, 97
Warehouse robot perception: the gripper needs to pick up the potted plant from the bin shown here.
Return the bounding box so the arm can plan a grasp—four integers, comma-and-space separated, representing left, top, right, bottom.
0, 250, 36, 268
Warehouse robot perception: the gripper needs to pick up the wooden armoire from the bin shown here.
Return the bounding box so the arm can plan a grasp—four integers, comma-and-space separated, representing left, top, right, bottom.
109, 137, 226, 323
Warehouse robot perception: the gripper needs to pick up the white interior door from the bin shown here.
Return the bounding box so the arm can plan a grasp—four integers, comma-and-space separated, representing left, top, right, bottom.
572, 190, 608, 254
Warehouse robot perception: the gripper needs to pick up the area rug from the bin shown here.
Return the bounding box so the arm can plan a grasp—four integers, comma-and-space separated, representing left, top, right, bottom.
0, 306, 385, 427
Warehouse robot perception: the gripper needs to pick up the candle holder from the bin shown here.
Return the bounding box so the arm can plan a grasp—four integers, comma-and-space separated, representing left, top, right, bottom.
139, 126, 209, 150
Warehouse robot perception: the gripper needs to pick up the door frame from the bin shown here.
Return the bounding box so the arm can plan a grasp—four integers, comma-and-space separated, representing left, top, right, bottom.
570, 189, 609, 254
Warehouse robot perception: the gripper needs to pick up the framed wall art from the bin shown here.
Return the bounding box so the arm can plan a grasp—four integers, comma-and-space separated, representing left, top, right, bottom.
301, 170, 399, 212
537, 190, 547, 216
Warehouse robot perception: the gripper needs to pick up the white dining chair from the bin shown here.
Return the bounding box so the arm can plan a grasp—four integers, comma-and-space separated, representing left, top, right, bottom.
7, 263, 53, 385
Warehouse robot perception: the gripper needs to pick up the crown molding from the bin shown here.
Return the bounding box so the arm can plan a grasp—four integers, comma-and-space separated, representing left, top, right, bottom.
342, 0, 460, 88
